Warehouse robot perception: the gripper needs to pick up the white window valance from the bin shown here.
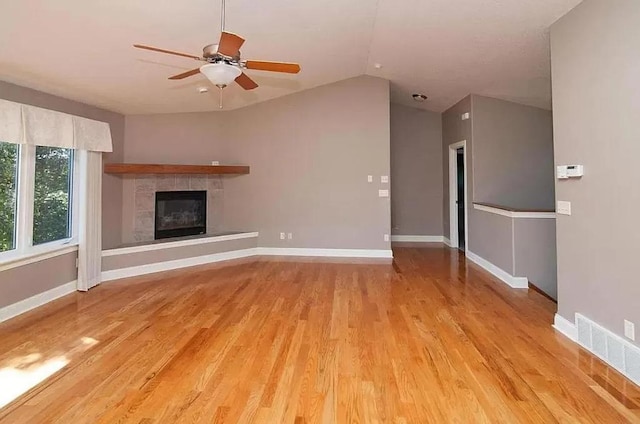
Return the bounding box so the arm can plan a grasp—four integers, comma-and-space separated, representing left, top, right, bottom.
0, 99, 113, 152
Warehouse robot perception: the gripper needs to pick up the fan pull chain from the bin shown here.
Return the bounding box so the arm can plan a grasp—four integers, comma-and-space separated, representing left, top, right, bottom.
219, 87, 224, 109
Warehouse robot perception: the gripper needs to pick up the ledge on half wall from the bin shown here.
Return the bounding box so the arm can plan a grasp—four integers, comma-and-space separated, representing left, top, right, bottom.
391, 235, 445, 243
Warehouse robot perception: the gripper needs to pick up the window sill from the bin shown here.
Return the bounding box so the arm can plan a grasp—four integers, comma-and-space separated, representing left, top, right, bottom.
0, 242, 79, 272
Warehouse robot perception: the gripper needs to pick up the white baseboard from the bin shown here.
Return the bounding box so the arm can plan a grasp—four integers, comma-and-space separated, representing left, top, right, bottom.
443, 237, 452, 247
0, 280, 77, 323
553, 313, 577, 341
573, 313, 640, 387
465, 250, 528, 289
102, 248, 259, 282
390, 235, 444, 243
256, 247, 393, 258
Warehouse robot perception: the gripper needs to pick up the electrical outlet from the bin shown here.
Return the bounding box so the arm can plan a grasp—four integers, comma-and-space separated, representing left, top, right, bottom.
625, 320, 636, 341
367, 175, 373, 183
280, 232, 285, 240
287, 233, 292, 240
381, 175, 389, 184
384, 234, 389, 242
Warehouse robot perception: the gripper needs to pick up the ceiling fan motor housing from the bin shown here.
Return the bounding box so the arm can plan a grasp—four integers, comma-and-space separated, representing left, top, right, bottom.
203, 43, 240, 62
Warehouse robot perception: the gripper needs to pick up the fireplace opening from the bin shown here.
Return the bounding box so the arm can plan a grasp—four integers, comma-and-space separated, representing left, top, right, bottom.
155, 191, 206, 240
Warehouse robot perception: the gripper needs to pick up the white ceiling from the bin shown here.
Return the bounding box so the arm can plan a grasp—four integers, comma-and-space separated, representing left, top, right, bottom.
0, 0, 581, 114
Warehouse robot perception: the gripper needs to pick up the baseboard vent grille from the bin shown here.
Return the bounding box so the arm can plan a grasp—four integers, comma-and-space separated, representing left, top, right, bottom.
576, 313, 640, 386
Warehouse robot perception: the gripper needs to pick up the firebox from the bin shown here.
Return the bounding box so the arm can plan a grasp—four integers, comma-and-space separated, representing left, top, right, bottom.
155, 191, 206, 240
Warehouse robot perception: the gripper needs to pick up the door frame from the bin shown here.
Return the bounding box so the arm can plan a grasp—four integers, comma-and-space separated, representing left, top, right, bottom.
448, 140, 468, 249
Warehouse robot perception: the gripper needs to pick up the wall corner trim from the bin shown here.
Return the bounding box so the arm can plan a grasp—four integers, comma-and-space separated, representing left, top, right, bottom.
443, 237, 452, 247
473, 204, 556, 219
0, 280, 77, 324
553, 313, 578, 341
390, 235, 444, 243
465, 250, 529, 289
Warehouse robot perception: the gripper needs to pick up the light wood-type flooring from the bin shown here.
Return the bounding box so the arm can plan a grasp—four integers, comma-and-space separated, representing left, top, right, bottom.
1, 246, 639, 423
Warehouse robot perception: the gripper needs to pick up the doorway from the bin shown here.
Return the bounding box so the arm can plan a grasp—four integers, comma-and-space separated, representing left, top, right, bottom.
456, 148, 465, 251
448, 140, 468, 250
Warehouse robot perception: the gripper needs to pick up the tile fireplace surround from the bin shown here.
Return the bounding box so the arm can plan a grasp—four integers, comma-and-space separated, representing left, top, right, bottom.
129, 174, 224, 243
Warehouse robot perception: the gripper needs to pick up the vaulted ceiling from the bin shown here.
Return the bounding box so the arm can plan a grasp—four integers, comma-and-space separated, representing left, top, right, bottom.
0, 0, 581, 114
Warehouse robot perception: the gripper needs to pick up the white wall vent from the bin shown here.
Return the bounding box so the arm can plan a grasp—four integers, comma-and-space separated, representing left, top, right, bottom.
575, 313, 640, 386
591, 325, 607, 359
608, 335, 625, 372
625, 345, 640, 385
577, 315, 592, 349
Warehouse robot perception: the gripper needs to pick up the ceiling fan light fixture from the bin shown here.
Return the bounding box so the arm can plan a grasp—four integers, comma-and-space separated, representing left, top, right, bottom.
200, 63, 242, 88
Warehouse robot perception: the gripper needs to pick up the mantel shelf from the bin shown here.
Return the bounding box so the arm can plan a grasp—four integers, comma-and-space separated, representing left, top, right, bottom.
104, 163, 250, 175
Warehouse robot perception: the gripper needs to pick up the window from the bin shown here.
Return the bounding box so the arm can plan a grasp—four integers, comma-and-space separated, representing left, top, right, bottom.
0, 142, 77, 261
0, 142, 19, 253
33, 147, 73, 245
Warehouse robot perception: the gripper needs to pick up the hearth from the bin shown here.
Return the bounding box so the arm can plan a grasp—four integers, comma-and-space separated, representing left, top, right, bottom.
155, 191, 206, 239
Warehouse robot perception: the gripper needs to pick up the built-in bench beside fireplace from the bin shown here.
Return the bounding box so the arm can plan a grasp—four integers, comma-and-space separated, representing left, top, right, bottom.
155, 191, 207, 239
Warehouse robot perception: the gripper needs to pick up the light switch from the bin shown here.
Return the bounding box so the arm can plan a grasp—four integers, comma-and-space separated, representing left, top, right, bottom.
381, 176, 389, 183
557, 201, 571, 215
461, 112, 470, 121
367, 175, 373, 183
378, 189, 389, 198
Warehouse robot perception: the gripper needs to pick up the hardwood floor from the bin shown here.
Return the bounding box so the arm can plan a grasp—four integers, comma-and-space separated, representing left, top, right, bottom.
1, 246, 639, 423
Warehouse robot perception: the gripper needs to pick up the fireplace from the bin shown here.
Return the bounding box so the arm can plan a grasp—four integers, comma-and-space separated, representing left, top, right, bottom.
155, 191, 206, 239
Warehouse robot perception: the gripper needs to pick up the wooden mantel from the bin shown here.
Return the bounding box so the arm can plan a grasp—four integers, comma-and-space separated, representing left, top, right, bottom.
104, 163, 250, 175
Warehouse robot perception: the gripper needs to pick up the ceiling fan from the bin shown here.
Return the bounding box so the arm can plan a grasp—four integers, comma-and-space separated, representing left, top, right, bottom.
133, 0, 301, 108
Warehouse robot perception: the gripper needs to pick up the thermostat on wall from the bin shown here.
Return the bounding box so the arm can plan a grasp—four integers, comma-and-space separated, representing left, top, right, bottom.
557, 165, 584, 179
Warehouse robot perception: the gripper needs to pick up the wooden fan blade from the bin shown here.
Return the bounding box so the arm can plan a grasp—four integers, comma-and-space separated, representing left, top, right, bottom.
235, 72, 258, 90
218, 32, 245, 57
168, 68, 201, 80
245, 60, 301, 74
133, 44, 202, 60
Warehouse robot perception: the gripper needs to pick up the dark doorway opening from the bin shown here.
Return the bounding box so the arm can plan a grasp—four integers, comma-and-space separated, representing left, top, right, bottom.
456, 148, 465, 251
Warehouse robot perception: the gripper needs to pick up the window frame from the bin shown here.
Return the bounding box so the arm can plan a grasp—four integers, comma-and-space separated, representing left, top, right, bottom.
0, 143, 79, 264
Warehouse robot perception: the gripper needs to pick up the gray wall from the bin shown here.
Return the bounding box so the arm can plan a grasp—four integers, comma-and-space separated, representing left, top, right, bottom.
0, 80, 125, 249
442, 96, 473, 241
224, 76, 391, 249
122, 76, 392, 250
390, 103, 443, 237
472, 95, 555, 210
514, 219, 557, 299
124, 112, 227, 164
470, 210, 514, 273
551, 0, 640, 345
0, 252, 77, 308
